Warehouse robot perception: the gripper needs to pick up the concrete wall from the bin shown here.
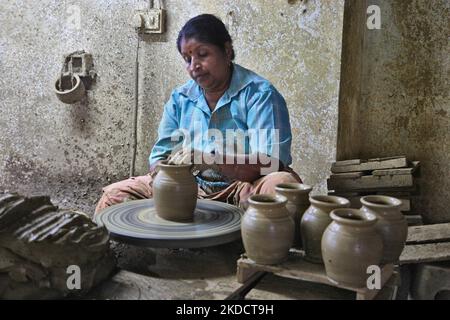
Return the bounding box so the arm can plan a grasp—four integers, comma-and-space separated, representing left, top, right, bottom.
0, 0, 345, 214
359, 0, 449, 223
338, 0, 449, 223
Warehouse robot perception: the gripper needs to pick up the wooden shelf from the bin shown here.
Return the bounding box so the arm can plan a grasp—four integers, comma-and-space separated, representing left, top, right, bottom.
237, 249, 397, 300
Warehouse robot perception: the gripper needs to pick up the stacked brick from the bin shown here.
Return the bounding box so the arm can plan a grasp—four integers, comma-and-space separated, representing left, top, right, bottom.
327, 156, 421, 226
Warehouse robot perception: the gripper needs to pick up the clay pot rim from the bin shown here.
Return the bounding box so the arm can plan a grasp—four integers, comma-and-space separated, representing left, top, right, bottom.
309, 195, 350, 208
360, 195, 402, 208
54, 74, 82, 95
275, 183, 312, 193
330, 208, 377, 226
248, 194, 287, 207
157, 160, 193, 169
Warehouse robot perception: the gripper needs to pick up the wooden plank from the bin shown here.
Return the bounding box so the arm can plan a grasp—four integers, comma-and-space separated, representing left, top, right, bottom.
331, 156, 407, 173
399, 242, 450, 265
332, 159, 362, 167
327, 174, 414, 192
406, 223, 450, 244
373, 168, 414, 176
330, 172, 364, 179
373, 162, 420, 176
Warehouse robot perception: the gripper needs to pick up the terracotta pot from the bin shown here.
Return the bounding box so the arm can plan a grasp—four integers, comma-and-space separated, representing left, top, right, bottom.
322, 208, 383, 287
153, 161, 198, 222
54, 74, 85, 104
242, 194, 294, 265
275, 183, 312, 248
300, 195, 350, 263
360, 195, 408, 264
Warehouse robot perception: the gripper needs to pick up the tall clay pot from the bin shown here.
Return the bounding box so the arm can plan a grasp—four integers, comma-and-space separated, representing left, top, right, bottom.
322, 208, 383, 287
300, 195, 350, 263
153, 161, 198, 222
242, 194, 294, 265
360, 195, 408, 264
275, 183, 312, 248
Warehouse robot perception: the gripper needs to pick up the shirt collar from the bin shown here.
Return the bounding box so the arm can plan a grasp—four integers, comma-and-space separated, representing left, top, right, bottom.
182, 63, 253, 102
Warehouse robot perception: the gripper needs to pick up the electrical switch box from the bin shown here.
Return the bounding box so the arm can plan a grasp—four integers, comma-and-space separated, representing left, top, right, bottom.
133, 9, 166, 34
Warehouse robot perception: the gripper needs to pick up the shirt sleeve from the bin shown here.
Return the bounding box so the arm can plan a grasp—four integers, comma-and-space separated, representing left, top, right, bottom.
246, 87, 293, 167
148, 93, 181, 166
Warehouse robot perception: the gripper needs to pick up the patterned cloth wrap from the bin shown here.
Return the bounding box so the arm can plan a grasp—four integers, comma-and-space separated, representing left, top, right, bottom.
195, 168, 231, 194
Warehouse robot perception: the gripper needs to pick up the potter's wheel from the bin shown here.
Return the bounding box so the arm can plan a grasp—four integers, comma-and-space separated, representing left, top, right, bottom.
94, 199, 243, 248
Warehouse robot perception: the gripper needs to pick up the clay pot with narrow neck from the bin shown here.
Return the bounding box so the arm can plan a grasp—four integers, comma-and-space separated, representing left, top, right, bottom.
322, 208, 383, 287
275, 183, 312, 248
241, 194, 294, 265
153, 161, 198, 222
300, 195, 350, 263
360, 195, 408, 264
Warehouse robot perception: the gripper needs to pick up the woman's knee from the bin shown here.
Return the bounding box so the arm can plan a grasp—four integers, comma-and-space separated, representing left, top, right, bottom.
266, 171, 299, 184
95, 175, 153, 213
256, 172, 300, 194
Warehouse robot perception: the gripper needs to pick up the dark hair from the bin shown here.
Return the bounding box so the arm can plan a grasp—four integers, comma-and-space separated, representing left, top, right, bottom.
177, 14, 235, 60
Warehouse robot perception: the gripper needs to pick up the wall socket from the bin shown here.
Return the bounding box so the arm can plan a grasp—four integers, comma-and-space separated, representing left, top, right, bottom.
133, 9, 166, 34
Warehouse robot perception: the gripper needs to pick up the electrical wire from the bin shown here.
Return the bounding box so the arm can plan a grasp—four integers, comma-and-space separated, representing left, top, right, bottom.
130, 33, 141, 177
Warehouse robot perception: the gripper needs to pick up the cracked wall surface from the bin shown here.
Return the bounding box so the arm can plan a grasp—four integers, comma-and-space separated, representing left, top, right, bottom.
0, 0, 345, 214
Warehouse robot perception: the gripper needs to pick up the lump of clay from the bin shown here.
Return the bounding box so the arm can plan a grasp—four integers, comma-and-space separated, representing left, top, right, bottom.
0, 193, 116, 299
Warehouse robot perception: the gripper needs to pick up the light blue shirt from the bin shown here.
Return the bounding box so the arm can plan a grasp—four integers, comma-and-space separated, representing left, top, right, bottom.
149, 63, 293, 169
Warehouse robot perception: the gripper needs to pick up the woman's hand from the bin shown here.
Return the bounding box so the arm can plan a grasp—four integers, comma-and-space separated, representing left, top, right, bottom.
167, 148, 193, 165
168, 148, 220, 173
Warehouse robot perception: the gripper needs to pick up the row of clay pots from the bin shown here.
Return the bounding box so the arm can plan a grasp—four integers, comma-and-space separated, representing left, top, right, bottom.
241, 183, 315, 265
241, 187, 408, 281
321, 195, 408, 287
301, 195, 408, 265
150, 162, 408, 288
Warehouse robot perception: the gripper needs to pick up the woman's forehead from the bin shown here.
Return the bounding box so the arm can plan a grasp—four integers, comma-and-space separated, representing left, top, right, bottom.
180, 37, 214, 53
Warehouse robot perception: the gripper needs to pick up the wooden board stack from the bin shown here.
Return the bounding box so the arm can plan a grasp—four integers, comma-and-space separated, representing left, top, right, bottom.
327, 156, 422, 226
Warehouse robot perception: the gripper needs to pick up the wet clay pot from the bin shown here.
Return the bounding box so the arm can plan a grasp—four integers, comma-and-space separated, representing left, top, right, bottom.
153, 161, 198, 222
360, 195, 408, 264
322, 208, 383, 288
242, 194, 294, 265
275, 183, 312, 248
300, 195, 350, 263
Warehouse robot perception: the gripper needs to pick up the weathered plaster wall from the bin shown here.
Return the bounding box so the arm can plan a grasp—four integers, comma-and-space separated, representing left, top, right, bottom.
358, 0, 449, 223
0, 0, 344, 214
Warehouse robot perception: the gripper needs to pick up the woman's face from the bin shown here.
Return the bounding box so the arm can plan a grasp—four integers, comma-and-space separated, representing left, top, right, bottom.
180, 37, 232, 92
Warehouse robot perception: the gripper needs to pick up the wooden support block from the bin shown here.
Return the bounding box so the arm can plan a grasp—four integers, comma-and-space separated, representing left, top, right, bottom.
405, 215, 423, 226
406, 223, 450, 245
329, 172, 364, 179
332, 159, 362, 167
373, 162, 420, 176
399, 242, 450, 264
331, 156, 407, 173
236, 260, 260, 284
373, 168, 414, 176
327, 174, 414, 192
